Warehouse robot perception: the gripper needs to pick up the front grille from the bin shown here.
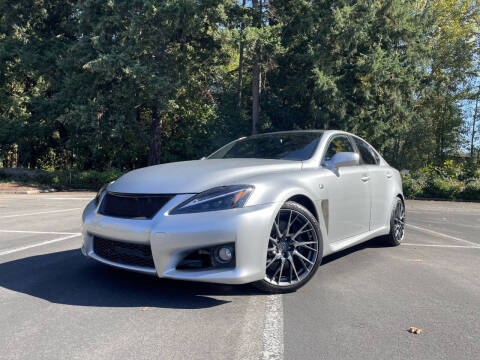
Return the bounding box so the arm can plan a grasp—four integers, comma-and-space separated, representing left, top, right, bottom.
99, 192, 173, 219
93, 236, 155, 268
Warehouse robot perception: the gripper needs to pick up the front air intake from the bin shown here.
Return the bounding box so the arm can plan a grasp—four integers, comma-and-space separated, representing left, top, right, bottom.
99, 192, 173, 219
93, 236, 155, 269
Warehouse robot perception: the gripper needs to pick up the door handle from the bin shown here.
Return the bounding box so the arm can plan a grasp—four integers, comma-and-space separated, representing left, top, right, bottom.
361, 176, 370, 182
386, 172, 393, 178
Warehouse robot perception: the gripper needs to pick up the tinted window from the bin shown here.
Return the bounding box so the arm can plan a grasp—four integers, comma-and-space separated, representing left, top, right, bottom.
208, 132, 323, 161
353, 137, 378, 165
323, 135, 354, 163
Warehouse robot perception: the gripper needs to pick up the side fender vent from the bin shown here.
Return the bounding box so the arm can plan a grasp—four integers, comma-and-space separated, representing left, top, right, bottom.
321, 200, 329, 233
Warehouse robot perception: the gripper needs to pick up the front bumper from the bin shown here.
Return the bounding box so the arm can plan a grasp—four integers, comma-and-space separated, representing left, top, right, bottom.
81, 197, 278, 284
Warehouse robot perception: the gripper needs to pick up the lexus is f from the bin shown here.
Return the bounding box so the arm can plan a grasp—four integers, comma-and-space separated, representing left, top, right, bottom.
81, 130, 405, 293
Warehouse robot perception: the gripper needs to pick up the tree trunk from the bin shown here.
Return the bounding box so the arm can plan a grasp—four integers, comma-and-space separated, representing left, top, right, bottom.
470, 84, 479, 158
237, 0, 246, 116
252, 61, 260, 135
251, 0, 261, 135
148, 106, 162, 165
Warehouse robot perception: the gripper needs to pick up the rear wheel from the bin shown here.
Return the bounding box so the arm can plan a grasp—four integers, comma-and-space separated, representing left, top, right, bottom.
254, 201, 322, 293
385, 197, 406, 246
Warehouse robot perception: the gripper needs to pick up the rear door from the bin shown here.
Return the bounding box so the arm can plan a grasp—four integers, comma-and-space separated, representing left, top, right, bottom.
321, 135, 371, 242
351, 136, 390, 231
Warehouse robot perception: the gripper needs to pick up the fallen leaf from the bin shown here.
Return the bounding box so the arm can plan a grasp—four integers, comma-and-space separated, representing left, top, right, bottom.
407, 327, 423, 334
413, 259, 424, 262
141, 307, 149, 311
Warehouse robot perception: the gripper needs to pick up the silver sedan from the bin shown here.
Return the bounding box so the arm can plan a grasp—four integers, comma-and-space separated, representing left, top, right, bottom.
81, 130, 405, 293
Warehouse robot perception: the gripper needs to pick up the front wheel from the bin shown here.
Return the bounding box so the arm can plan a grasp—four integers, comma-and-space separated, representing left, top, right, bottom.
253, 201, 322, 293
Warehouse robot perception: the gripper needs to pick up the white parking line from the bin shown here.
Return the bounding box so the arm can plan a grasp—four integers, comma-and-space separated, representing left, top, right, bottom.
0, 196, 92, 200
406, 223, 479, 247
0, 208, 82, 219
0, 233, 81, 256
403, 243, 480, 249
46, 197, 93, 200
262, 294, 284, 360
0, 230, 80, 235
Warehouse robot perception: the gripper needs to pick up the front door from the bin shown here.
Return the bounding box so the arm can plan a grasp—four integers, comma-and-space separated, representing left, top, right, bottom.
321, 135, 371, 242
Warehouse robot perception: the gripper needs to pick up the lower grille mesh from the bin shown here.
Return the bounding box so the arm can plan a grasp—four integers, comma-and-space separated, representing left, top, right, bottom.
93, 236, 155, 269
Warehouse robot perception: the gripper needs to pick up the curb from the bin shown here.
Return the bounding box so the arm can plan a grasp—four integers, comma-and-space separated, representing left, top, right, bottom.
0, 189, 57, 194
406, 196, 480, 203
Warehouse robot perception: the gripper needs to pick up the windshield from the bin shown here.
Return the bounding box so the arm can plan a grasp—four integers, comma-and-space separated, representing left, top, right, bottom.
208, 132, 323, 161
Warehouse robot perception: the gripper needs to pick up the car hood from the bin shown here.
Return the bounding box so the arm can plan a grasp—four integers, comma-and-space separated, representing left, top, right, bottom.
108, 158, 303, 194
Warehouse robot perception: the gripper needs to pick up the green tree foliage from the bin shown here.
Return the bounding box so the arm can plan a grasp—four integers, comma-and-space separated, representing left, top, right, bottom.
265, 0, 432, 169
0, 0, 78, 168
64, 0, 231, 168
416, 0, 480, 166
0, 0, 479, 171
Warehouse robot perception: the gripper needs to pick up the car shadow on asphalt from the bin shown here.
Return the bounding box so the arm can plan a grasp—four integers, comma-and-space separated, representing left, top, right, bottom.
0, 238, 389, 309
0, 249, 263, 310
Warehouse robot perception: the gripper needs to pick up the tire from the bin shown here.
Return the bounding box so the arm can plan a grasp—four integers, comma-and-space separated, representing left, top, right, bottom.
384, 197, 406, 246
253, 201, 323, 293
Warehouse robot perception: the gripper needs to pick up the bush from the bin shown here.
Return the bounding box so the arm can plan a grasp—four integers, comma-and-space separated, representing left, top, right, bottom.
57, 169, 123, 190
0, 170, 8, 180
402, 175, 424, 198
0, 168, 123, 190
402, 166, 480, 201
423, 177, 463, 199
460, 179, 480, 200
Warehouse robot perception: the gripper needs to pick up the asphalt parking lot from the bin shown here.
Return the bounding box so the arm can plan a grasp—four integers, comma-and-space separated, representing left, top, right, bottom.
0, 193, 479, 360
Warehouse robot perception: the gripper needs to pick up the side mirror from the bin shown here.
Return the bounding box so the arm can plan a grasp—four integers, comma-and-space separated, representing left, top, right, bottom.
327, 152, 360, 168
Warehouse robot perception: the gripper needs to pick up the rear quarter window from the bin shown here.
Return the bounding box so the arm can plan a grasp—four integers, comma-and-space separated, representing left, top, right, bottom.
352, 137, 378, 165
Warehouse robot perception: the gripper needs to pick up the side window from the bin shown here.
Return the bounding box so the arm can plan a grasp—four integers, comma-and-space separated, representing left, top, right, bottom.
353, 137, 377, 165
323, 135, 354, 164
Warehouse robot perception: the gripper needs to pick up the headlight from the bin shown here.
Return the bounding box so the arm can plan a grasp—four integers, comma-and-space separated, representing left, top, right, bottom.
94, 181, 114, 205
170, 185, 254, 215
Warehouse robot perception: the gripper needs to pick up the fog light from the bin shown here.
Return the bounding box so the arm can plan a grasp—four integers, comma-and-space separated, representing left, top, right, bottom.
216, 246, 233, 263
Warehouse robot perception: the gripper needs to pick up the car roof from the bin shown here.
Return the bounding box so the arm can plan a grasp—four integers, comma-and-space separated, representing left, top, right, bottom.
240, 130, 351, 139
253, 130, 324, 135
